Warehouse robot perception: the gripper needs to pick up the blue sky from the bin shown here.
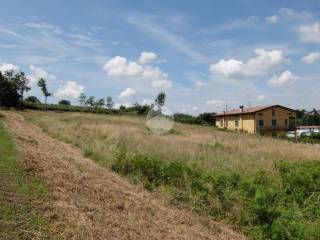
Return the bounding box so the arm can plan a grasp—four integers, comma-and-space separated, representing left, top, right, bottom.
0, 0, 319, 114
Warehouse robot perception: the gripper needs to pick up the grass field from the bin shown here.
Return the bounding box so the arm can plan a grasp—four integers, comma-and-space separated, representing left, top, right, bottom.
22, 111, 320, 239
0, 114, 56, 239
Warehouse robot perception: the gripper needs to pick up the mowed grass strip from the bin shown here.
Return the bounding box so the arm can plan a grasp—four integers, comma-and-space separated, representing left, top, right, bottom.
0, 114, 55, 239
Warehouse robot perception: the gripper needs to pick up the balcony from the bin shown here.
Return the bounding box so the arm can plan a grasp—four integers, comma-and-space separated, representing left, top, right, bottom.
257, 125, 296, 131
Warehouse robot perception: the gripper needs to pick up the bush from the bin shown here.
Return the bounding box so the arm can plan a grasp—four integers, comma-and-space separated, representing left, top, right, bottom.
111, 147, 320, 239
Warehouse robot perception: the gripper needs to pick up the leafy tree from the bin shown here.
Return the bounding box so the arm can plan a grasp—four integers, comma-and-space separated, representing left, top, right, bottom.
78, 93, 87, 106
0, 70, 30, 108
58, 99, 71, 106
155, 91, 166, 112
85, 96, 95, 107
106, 96, 114, 109
94, 98, 105, 109
197, 112, 216, 125
25, 96, 41, 104
0, 71, 20, 107
14, 71, 30, 108
37, 78, 51, 110
119, 105, 126, 111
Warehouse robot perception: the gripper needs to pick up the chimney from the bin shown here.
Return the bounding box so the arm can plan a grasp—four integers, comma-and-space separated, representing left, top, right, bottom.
239, 105, 244, 112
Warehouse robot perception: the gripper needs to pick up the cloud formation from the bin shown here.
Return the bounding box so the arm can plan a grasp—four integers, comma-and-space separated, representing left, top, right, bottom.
210, 49, 288, 78
138, 52, 157, 64
104, 54, 172, 89
0, 62, 19, 72
268, 70, 298, 87
55, 81, 84, 99
266, 15, 278, 24
298, 22, 320, 43
119, 87, 136, 99
27, 65, 56, 86
301, 52, 320, 64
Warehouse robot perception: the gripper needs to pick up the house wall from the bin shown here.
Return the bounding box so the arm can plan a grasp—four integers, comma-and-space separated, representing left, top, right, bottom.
215, 106, 296, 135
241, 114, 255, 133
255, 106, 296, 133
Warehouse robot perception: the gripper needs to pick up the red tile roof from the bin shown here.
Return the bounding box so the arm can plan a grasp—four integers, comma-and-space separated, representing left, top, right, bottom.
216, 105, 296, 116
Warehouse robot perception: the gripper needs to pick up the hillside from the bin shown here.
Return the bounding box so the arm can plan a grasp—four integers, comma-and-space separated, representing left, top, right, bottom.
2, 111, 245, 240
17, 110, 320, 239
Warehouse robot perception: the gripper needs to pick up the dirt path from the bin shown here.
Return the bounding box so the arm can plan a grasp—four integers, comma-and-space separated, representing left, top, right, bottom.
4, 112, 246, 240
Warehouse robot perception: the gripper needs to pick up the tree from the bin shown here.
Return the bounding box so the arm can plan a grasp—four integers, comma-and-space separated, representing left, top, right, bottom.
58, 99, 71, 106
0, 70, 30, 108
94, 98, 105, 109
14, 71, 30, 109
85, 96, 95, 107
155, 91, 166, 112
0, 71, 20, 107
106, 96, 114, 109
79, 93, 87, 106
25, 96, 41, 104
37, 78, 51, 110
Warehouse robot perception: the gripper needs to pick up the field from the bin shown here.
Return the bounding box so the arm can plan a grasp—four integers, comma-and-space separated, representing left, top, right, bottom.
21, 111, 320, 239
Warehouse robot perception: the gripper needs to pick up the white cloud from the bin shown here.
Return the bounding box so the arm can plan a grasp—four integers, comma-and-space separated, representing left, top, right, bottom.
0, 62, 19, 72
266, 15, 278, 24
298, 22, 320, 43
138, 52, 157, 64
119, 87, 136, 99
104, 56, 142, 76
194, 80, 206, 87
55, 81, 84, 99
210, 49, 288, 78
206, 100, 224, 107
104, 55, 172, 89
142, 98, 153, 105
27, 65, 56, 86
268, 70, 299, 87
152, 79, 172, 89
257, 94, 265, 101
301, 52, 320, 64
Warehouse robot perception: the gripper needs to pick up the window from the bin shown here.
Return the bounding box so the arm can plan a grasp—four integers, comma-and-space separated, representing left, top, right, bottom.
272, 109, 276, 117
235, 120, 239, 127
258, 119, 264, 127
285, 119, 288, 127
272, 119, 277, 127
258, 113, 263, 116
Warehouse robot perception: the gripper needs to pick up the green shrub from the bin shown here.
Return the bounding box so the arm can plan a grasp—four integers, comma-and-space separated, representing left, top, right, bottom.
111, 145, 320, 239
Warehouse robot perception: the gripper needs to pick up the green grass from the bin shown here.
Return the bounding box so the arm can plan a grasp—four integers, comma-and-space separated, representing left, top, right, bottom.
0, 116, 55, 239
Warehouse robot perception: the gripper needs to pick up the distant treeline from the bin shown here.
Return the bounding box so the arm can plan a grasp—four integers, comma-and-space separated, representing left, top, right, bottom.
296, 109, 320, 126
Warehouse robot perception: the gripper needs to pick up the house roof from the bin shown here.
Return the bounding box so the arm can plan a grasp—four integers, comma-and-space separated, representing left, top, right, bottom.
216, 105, 296, 117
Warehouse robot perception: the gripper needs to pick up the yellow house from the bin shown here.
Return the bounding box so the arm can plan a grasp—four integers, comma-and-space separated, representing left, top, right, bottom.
215, 105, 296, 136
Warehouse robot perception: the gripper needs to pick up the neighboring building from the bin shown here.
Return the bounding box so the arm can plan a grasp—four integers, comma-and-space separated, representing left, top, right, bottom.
215, 105, 296, 136
296, 125, 320, 137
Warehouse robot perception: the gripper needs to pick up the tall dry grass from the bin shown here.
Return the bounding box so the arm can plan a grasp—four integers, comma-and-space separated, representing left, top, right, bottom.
22, 111, 320, 176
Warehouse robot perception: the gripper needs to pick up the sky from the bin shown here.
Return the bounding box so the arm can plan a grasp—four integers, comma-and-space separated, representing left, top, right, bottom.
0, 0, 319, 114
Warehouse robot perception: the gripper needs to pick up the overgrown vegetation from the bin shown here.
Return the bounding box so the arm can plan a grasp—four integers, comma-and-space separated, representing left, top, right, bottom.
22, 111, 320, 240
0, 117, 55, 239
112, 150, 320, 239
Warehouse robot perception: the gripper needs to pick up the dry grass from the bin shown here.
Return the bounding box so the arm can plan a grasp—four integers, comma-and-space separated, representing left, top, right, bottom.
22, 110, 320, 177
4, 111, 246, 240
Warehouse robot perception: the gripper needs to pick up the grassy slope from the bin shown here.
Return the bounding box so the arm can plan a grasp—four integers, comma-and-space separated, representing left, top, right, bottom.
0, 114, 55, 239
22, 111, 320, 240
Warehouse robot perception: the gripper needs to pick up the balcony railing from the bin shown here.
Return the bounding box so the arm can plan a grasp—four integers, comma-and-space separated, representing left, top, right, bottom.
257, 125, 296, 131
